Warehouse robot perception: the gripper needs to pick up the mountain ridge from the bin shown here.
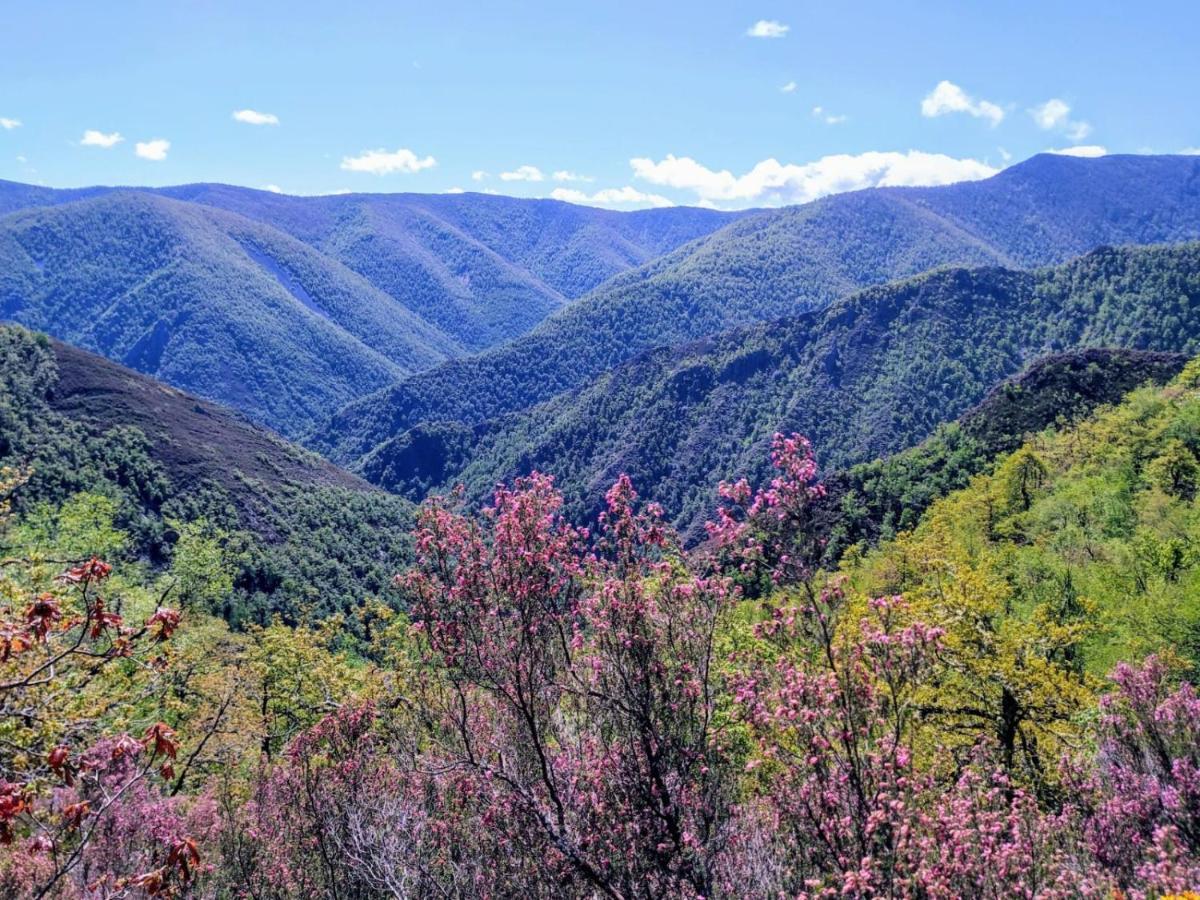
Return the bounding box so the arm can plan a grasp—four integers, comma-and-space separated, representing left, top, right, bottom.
350, 242, 1200, 540
314, 153, 1200, 463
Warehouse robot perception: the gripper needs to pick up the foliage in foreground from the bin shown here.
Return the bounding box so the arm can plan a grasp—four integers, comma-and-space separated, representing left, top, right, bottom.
6, 375, 1200, 894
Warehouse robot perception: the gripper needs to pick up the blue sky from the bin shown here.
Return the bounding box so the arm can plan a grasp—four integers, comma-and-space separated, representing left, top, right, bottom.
3, 0, 1198, 208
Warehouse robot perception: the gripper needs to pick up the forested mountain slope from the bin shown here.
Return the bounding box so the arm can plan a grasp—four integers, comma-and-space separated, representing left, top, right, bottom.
0, 192, 461, 436
0, 326, 414, 625
0, 178, 739, 352
157, 185, 740, 346
844, 356, 1200, 675
317, 153, 1200, 462
816, 347, 1190, 560
353, 243, 1200, 538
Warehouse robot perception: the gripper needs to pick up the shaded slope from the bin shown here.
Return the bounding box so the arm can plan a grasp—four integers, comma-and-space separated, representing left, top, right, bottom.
317, 154, 1200, 463
356, 243, 1200, 539
0, 326, 414, 626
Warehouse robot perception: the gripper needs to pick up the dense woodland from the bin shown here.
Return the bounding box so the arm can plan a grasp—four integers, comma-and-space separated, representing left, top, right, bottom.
354, 242, 1200, 539
0, 327, 414, 627
5, 154, 1200, 897
316, 153, 1200, 464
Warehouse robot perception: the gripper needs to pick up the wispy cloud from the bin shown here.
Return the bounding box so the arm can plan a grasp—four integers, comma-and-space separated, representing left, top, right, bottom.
1029, 99, 1092, 141
263, 184, 284, 193
500, 165, 545, 182
471, 170, 489, 181
780, 81, 797, 93
746, 19, 789, 38
630, 150, 998, 207
0, 118, 21, 130
1045, 145, 1107, 158
921, 81, 1004, 126
81, 130, 123, 148
340, 147, 436, 175
552, 170, 593, 183
551, 186, 673, 209
812, 106, 847, 125
233, 109, 280, 126
135, 139, 170, 161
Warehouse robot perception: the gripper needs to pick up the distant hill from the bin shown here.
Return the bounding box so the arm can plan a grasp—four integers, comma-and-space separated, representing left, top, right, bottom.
316, 154, 1200, 463
155, 185, 742, 349
0, 179, 739, 353
0, 325, 414, 626
0, 192, 464, 436
349, 243, 1200, 540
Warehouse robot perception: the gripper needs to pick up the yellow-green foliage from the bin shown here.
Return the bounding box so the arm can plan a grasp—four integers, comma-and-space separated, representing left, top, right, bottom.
838, 359, 1200, 780
0, 486, 375, 796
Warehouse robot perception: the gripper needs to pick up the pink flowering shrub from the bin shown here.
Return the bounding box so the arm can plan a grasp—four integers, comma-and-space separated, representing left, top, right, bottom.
1068, 655, 1200, 895
0, 552, 199, 898
214, 702, 532, 898
707, 433, 827, 588
21, 432, 1196, 897
728, 585, 945, 896
401, 472, 739, 897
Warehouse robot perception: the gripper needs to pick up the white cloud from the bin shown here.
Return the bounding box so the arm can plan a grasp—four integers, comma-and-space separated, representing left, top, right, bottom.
781, 81, 797, 93
471, 170, 489, 181
552, 170, 593, 183
445, 187, 465, 194
15, 155, 27, 164
135, 139, 170, 161
811, 106, 847, 125
500, 165, 545, 182
1029, 99, 1092, 141
1030, 98, 1069, 130
921, 81, 1004, 126
263, 184, 283, 193
746, 19, 788, 38
550, 186, 674, 209
1045, 145, 1107, 158
233, 109, 280, 126
340, 147, 436, 175
1181, 148, 1200, 156
998, 147, 1013, 163
630, 150, 998, 207
0, 118, 21, 130
81, 130, 123, 148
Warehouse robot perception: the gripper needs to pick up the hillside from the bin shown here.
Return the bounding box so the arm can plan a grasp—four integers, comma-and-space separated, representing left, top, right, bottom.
843, 356, 1200, 676
353, 243, 1200, 539
316, 153, 1200, 462
0, 325, 414, 625
157, 185, 741, 348
0, 191, 462, 437
816, 347, 1190, 560
0, 179, 739, 353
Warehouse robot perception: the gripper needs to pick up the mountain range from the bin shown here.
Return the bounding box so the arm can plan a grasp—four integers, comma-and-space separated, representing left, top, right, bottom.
0, 180, 736, 435
316, 153, 1200, 462
7, 153, 1200, 539
349, 241, 1200, 537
